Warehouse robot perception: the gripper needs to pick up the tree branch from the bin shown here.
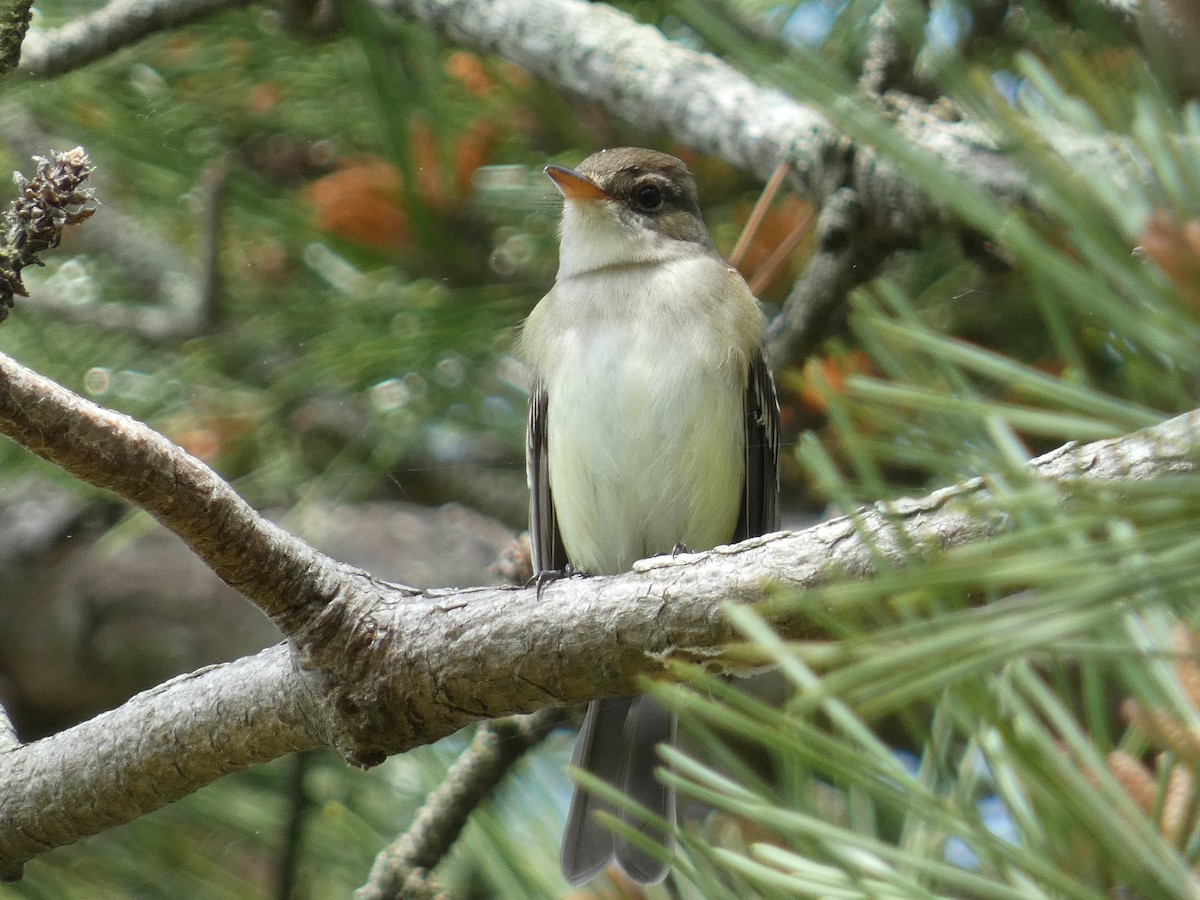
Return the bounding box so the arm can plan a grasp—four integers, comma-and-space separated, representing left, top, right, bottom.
18, 0, 250, 77
1, 326, 1196, 876
11, 0, 1147, 248
381, 0, 1034, 221
857, 0, 922, 96
0, 349, 361, 633
0, 645, 325, 882
355, 708, 567, 900
765, 186, 891, 371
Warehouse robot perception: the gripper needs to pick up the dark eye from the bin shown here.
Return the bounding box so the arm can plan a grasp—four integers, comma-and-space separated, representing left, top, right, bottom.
634, 183, 663, 212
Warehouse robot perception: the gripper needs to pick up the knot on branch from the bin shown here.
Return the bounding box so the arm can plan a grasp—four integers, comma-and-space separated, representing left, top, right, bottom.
0, 147, 96, 322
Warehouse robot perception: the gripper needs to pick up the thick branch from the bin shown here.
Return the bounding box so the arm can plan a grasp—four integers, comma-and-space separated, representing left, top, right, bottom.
0, 645, 325, 882
382, 0, 1032, 227
0, 349, 362, 637
0, 391, 1195, 876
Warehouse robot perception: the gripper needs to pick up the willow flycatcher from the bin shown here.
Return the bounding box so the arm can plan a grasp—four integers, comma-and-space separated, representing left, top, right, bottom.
521, 147, 779, 886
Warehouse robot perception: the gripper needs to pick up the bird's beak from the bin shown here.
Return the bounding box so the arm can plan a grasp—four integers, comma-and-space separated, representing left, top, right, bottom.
545, 165, 609, 202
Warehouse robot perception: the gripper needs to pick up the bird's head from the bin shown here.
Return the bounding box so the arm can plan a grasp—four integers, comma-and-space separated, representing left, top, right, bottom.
546, 147, 716, 277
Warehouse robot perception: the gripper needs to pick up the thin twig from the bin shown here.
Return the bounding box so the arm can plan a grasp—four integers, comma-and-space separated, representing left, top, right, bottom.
276, 751, 315, 900
196, 154, 229, 332
356, 708, 567, 900
858, 0, 920, 96
766, 187, 892, 371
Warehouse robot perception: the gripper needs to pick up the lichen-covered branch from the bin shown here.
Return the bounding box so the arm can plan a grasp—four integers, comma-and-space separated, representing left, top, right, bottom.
18, 0, 249, 77
382, 0, 1034, 220
857, 0, 923, 95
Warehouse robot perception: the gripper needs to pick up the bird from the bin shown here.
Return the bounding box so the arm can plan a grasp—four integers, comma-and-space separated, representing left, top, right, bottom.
519, 147, 780, 886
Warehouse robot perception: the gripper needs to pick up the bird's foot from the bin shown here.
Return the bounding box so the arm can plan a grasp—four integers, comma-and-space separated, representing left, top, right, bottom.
670, 542, 691, 557
528, 563, 584, 599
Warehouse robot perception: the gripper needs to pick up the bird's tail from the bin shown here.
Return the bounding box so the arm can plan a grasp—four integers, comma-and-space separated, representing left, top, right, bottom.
560, 696, 676, 886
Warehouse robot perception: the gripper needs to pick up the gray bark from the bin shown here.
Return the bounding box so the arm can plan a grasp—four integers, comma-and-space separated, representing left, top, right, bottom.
1, 338, 1196, 876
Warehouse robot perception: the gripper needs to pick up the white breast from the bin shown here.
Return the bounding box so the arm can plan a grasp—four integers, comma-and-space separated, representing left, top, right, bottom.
536, 257, 746, 575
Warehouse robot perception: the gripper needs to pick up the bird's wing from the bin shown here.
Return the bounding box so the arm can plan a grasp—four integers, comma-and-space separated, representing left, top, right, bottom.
735, 349, 780, 541
527, 381, 568, 573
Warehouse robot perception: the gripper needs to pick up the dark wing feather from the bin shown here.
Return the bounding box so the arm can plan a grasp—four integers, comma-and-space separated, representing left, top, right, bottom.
734, 350, 780, 541
527, 381, 567, 574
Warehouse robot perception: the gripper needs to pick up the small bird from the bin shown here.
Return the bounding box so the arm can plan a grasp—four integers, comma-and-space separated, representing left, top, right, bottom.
520, 147, 779, 886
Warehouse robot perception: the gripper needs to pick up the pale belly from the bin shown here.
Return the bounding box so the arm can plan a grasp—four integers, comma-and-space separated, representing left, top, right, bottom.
544, 324, 745, 576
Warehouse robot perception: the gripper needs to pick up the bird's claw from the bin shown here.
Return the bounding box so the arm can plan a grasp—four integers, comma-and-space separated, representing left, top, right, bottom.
528, 563, 584, 599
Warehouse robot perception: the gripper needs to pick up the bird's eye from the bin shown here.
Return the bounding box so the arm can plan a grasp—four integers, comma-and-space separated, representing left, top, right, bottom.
634, 183, 663, 212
